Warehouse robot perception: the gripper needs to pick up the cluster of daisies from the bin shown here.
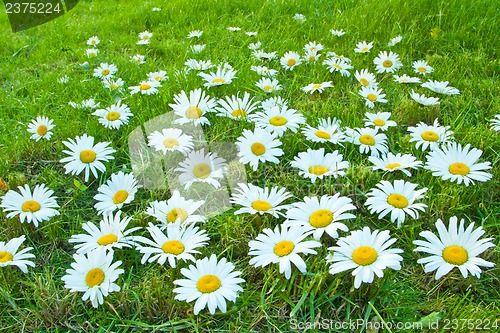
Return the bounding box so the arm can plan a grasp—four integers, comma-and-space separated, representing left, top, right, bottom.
2, 12, 498, 316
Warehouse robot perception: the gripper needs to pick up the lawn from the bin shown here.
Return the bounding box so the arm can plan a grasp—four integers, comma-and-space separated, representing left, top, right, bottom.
0, 0, 499, 332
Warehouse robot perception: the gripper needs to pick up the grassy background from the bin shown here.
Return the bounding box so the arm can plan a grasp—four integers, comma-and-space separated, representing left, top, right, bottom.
0, 0, 499, 331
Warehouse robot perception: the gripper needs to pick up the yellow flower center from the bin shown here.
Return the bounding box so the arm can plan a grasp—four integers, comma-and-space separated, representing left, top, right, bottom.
213, 78, 225, 84
385, 163, 401, 170
97, 234, 118, 246
309, 209, 333, 228
418, 67, 427, 73
80, 150, 97, 163
361, 47, 369, 52
352, 246, 378, 266
140, 83, 151, 90
196, 274, 221, 293
167, 208, 188, 223
387, 194, 409, 208
193, 163, 211, 179
22, 200, 41, 213
0, 251, 13, 263
112, 190, 129, 204
448, 162, 470, 176
442, 245, 468, 265
308, 56, 316, 62
367, 93, 378, 102
263, 85, 273, 91
89, 52, 96, 57
269, 116, 288, 126
231, 109, 247, 117
37, 125, 48, 136
251, 143, 266, 156
359, 134, 375, 146
163, 138, 179, 148
143, 35, 149, 40
251, 200, 272, 211
106, 111, 120, 121
333, 64, 343, 70
308, 166, 329, 175
91, 40, 96, 45
373, 119, 386, 127
101, 69, 110, 76
360, 78, 369, 86
312, 84, 322, 89
315, 130, 331, 140
86, 268, 105, 287
421, 131, 439, 142
110, 84, 118, 89
274, 240, 295, 257
383, 60, 393, 68
287, 58, 296, 67
161, 240, 185, 255
154, 76, 162, 81
185, 106, 202, 119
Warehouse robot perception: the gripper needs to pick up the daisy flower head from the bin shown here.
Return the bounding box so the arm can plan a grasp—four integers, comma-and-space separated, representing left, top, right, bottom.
147, 128, 194, 156
256, 77, 282, 93
190, 44, 206, 53
365, 179, 428, 227
147, 70, 168, 83
185, 59, 214, 71
293, 13, 306, 23
304, 41, 324, 53
136, 222, 209, 267
330, 29, 346, 37
364, 112, 397, 131
131, 54, 146, 64
93, 63, 118, 80
58, 75, 70, 84
368, 152, 422, 177
359, 86, 388, 109
27, 116, 55, 141
60, 134, 116, 182
280, 51, 302, 70
290, 148, 349, 183
285, 194, 355, 240
215, 92, 260, 120
0, 235, 35, 273
412, 60, 434, 75
354, 41, 373, 53
421, 80, 460, 95
301, 81, 333, 94
93, 171, 139, 215
304, 49, 322, 63
248, 42, 262, 50
249, 224, 321, 279
146, 190, 205, 226
187, 30, 203, 38
86, 36, 100, 46
490, 115, 500, 131
350, 127, 389, 157
86, 48, 98, 58
373, 51, 403, 74
410, 90, 440, 106
326, 227, 403, 288
137, 30, 153, 44
227, 26, 241, 31
413, 216, 495, 280
235, 128, 284, 171
1, 184, 60, 227
425, 142, 492, 186
250, 105, 306, 137
231, 183, 291, 217
103, 77, 125, 90
408, 119, 453, 151
387, 35, 402, 47
393, 74, 421, 84
128, 80, 161, 95
173, 254, 244, 315
69, 211, 140, 254
261, 96, 288, 110
253, 50, 278, 61
152, 7, 161, 11
245, 31, 258, 36
81, 98, 100, 109
250, 65, 278, 77
302, 117, 346, 145
175, 149, 227, 190
92, 101, 133, 130
323, 58, 353, 76
198, 64, 237, 87
170, 88, 217, 126
355, 69, 378, 88
326, 52, 351, 63
61, 247, 123, 308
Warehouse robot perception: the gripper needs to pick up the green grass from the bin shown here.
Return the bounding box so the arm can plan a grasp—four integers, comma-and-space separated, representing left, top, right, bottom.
1, 0, 499, 332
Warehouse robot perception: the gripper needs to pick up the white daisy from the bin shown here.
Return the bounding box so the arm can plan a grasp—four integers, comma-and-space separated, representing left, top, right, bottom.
373, 51, 403, 74
354, 69, 378, 88
215, 92, 260, 120
412, 60, 434, 75
135, 222, 209, 267
387, 35, 402, 46
413, 216, 495, 279
198, 65, 237, 87
285, 194, 355, 240
256, 77, 282, 93
170, 88, 217, 126
93, 172, 139, 215
326, 52, 351, 63
146, 190, 205, 226
330, 29, 346, 37
250, 105, 306, 137
128, 80, 161, 95
354, 41, 373, 53
61, 247, 124, 308
365, 179, 428, 227
147, 70, 168, 82
0, 235, 35, 273
323, 58, 353, 76
293, 13, 306, 23
421, 80, 460, 95
86, 36, 100, 46
230, 183, 291, 217
185, 59, 214, 71
60, 134, 115, 182
152, 7, 161, 11
175, 149, 227, 190
303, 49, 322, 63
190, 44, 206, 53
86, 48, 98, 57
137, 31, 153, 44
326, 227, 404, 288
173, 254, 244, 315
103, 78, 125, 90
93, 63, 117, 80
302, 117, 345, 145
253, 50, 277, 61
80, 98, 100, 109
1, 184, 60, 227
304, 41, 323, 53
187, 30, 203, 38
408, 119, 453, 151
248, 42, 262, 50
69, 211, 140, 254
261, 96, 288, 110
364, 112, 397, 131
409, 90, 440, 106
131, 54, 146, 64
301, 81, 333, 94
349, 127, 389, 157
393, 74, 421, 84
27, 116, 55, 141
245, 31, 258, 36
250, 65, 278, 77
359, 86, 388, 109
58, 75, 70, 84
280, 51, 302, 70
290, 148, 349, 183
235, 128, 284, 171
147, 128, 194, 156
425, 142, 492, 186
92, 101, 133, 130
249, 224, 321, 279
368, 153, 422, 177
227, 26, 241, 31
490, 115, 500, 131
